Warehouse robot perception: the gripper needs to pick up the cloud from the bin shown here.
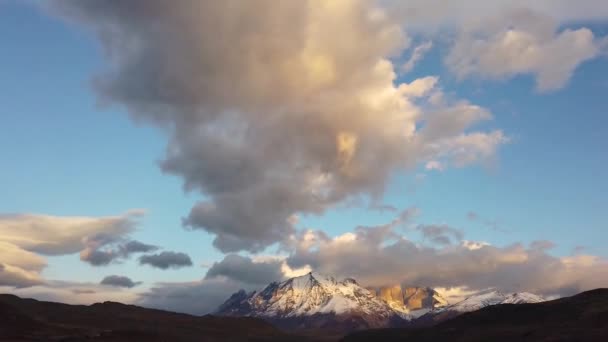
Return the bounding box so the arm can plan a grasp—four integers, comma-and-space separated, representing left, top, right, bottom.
137, 278, 252, 315
416, 224, 464, 245
530, 240, 556, 251
425, 160, 444, 171
0, 210, 143, 255
137, 254, 311, 315
285, 210, 608, 297
466, 210, 508, 233
0, 280, 139, 305
402, 41, 433, 73
139, 251, 193, 270
80, 237, 159, 266
385, 0, 608, 29
53, 0, 507, 253
205, 254, 284, 285
0, 211, 151, 286
445, 9, 606, 91
100, 275, 141, 288
0, 263, 44, 288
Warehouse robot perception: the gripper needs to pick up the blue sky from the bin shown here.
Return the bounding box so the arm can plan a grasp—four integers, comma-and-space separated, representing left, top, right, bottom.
1, 1, 607, 311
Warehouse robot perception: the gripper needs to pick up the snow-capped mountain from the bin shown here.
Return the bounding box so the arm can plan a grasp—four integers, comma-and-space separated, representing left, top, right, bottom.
438, 290, 545, 313
216, 273, 547, 333
216, 272, 407, 332
417, 289, 546, 325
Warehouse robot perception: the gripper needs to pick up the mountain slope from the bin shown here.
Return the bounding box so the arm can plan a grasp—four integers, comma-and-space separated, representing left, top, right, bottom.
0, 293, 303, 341
216, 272, 407, 333
416, 289, 545, 325
342, 288, 608, 342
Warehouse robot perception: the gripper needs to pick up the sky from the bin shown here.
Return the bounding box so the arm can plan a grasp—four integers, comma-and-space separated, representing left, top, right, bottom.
1, 0, 607, 314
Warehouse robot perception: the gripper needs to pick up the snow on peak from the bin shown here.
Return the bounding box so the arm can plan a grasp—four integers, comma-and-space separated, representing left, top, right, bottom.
216, 272, 398, 318
439, 289, 545, 313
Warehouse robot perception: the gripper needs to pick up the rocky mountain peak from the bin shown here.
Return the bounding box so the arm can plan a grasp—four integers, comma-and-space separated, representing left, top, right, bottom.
216, 273, 406, 332
368, 285, 448, 316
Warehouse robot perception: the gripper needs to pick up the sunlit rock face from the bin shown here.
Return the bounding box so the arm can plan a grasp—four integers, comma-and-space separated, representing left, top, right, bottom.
368, 285, 448, 316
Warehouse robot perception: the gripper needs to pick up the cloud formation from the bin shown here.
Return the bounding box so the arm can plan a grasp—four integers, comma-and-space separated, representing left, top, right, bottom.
0, 280, 139, 305
402, 41, 433, 73
0, 211, 142, 256
139, 251, 193, 270
0, 211, 147, 286
446, 9, 606, 91
100, 275, 141, 288
80, 236, 158, 266
387, 0, 608, 29
54, 0, 507, 253
416, 224, 464, 245
285, 209, 608, 297
138, 277, 252, 315
205, 254, 284, 285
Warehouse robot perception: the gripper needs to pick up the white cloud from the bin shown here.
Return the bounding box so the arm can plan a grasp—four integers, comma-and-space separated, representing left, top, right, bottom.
446, 9, 605, 91
402, 41, 433, 73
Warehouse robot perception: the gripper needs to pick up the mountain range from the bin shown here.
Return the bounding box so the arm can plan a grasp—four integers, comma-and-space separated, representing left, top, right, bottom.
1, 286, 607, 341
216, 272, 545, 333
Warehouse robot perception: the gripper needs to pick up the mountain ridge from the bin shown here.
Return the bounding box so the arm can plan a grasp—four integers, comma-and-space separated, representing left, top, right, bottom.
216, 272, 408, 333
0, 293, 299, 341
342, 288, 608, 342
215, 272, 546, 333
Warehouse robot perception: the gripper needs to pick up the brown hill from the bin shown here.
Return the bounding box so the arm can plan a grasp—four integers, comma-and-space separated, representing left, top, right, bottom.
0, 293, 308, 341
342, 288, 608, 342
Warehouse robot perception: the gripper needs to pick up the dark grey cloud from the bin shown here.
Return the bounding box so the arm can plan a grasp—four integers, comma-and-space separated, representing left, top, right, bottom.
80, 238, 159, 266
53, 0, 506, 253
139, 251, 193, 270
122, 240, 159, 254
100, 275, 141, 288
205, 254, 284, 285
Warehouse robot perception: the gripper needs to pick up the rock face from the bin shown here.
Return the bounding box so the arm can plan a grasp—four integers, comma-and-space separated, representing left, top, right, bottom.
368, 285, 448, 317
216, 272, 407, 333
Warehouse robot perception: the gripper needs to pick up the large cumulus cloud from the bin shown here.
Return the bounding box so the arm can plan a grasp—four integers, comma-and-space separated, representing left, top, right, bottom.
53, 0, 507, 253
